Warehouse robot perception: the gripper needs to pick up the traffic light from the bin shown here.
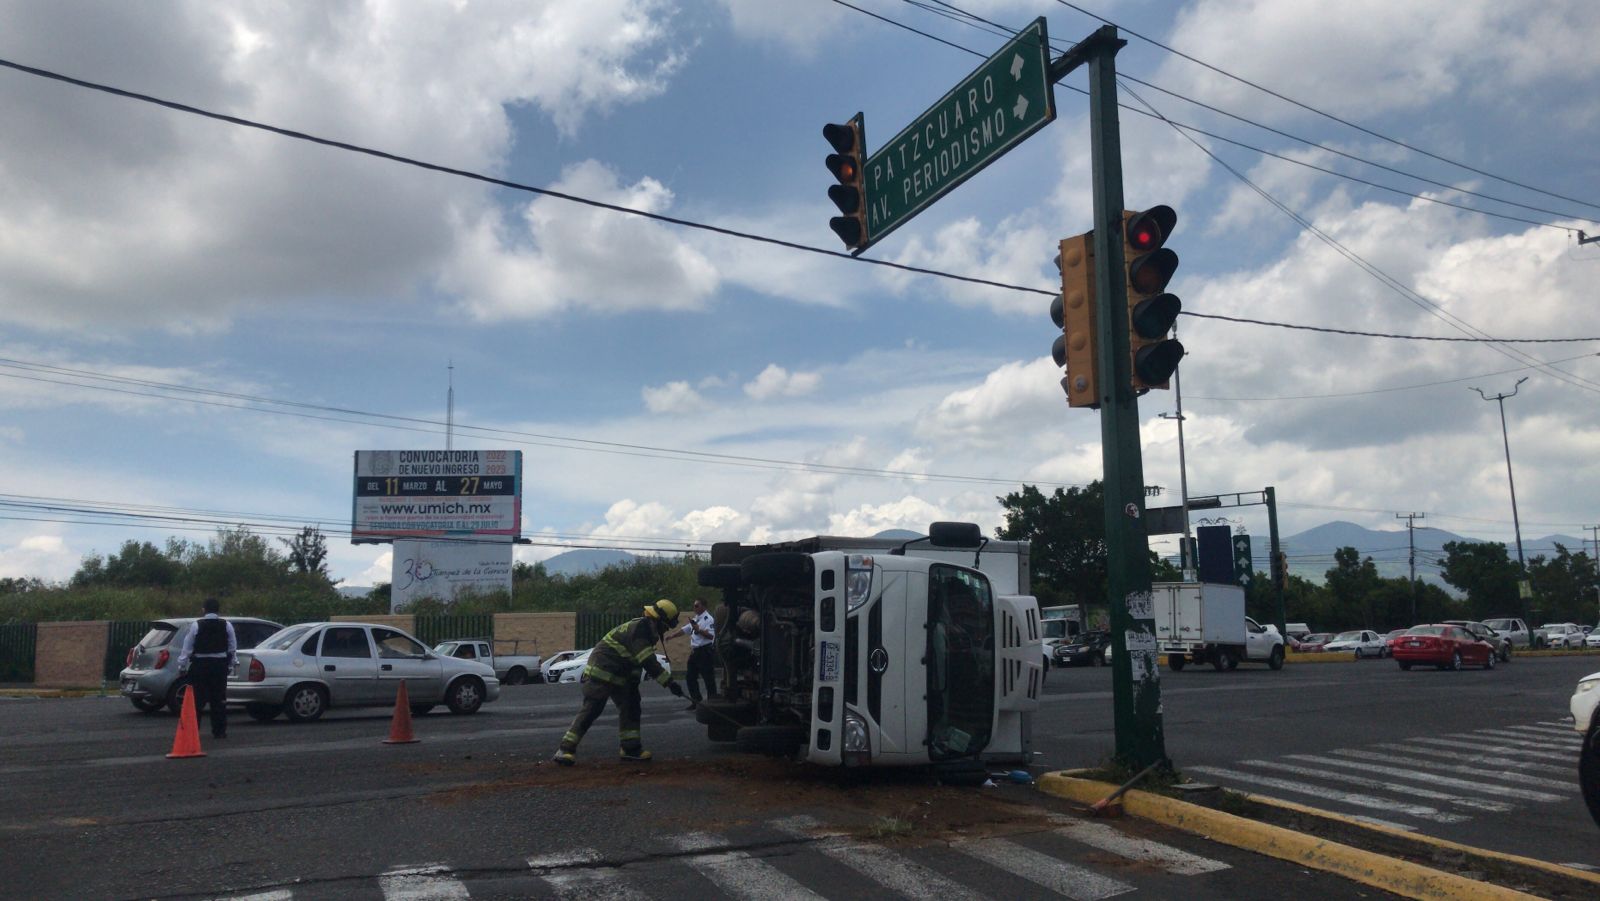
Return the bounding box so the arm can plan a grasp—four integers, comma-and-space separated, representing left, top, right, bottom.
823, 114, 867, 251
1121, 206, 1183, 390
1052, 231, 1099, 408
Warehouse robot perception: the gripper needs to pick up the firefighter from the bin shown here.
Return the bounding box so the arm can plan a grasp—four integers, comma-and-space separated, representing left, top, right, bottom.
553, 599, 685, 765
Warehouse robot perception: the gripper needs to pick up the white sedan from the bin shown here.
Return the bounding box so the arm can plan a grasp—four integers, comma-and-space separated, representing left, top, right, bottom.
1322, 630, 1388, 658
540, 649, 585, 683
1585, 630, 1600, 650
1543, 623, 1587, 649
1571, 671, 1600, 828
547, 649, 671, 684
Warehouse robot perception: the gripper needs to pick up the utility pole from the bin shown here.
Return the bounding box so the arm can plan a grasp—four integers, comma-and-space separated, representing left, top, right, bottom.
1397, 512, 1425, 623
1472, 380, 1529, 610
1158, 325, 1192, 580
446, 360, 455, 452
1587, 524, 1600, 622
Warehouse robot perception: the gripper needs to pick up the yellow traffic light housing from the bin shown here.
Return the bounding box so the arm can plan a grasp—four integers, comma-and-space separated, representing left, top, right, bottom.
1053, 231, 1099, 408
1121, 206, 1183, 390
823, 115, 867, 250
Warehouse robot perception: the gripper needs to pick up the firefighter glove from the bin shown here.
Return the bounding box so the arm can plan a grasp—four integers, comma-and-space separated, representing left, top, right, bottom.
667, 680, 684, 697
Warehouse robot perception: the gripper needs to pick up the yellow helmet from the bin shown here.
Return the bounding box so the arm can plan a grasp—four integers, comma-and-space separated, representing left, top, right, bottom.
644, 598, 680, 626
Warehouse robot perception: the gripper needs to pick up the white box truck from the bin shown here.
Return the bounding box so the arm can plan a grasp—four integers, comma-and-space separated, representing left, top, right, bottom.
1154, 582, 1283, 672
693, 522, 1043, 773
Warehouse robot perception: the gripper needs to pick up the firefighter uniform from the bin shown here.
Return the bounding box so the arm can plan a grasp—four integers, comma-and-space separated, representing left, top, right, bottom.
555, 600, 684, 764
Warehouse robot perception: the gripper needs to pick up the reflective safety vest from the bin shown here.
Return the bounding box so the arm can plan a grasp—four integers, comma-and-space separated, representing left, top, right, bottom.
584, 617, 672, 687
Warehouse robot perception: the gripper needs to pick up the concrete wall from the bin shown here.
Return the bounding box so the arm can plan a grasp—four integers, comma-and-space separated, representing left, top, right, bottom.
492, 612, 575, 657
34, 621, 108, 688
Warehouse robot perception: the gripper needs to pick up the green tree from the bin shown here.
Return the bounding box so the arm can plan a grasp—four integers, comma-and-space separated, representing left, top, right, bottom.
70, 540, 181, 588
1528, 544, 1600, 624
996, 482, 1107, 606
279, 526, 333, 582
177, 526, 291, 594
1439, 540, 1521, 620
1325, 547, 1382, 627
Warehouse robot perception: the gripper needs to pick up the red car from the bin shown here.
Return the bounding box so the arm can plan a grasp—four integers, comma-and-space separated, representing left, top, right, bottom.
1392, 624, 1497, 671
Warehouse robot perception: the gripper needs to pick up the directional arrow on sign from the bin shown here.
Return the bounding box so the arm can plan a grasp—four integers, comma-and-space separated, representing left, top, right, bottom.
1011, 53, 1024, 80
1014, 96, 1029, 120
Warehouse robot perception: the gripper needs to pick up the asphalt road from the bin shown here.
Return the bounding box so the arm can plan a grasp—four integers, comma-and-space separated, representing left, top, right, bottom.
1, 654, 1593, 899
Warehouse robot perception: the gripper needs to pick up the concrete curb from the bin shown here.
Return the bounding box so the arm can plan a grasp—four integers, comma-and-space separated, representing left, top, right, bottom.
1037, 773, 1542, 900
0, 687, 108, 698
1283, 648, 1598, 664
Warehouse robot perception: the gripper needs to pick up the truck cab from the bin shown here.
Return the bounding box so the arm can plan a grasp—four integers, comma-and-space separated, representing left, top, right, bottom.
695, 522, 1043, 769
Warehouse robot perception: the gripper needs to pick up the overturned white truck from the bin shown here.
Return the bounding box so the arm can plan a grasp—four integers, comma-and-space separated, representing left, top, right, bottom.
693, 522, 1044, 774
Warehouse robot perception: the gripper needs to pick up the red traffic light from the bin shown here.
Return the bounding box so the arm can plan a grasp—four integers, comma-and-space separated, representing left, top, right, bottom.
1125, 205, 1176, 252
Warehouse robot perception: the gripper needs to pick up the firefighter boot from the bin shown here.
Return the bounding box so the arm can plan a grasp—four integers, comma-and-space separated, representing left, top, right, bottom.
552, 749, 576, 766
619, 748, 653, 762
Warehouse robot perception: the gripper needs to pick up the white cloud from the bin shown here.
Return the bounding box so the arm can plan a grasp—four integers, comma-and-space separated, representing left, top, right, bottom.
642, 380, 709, 414
743, 364, 821, 400
0, 534, 75, 581
354, 550, 393, 588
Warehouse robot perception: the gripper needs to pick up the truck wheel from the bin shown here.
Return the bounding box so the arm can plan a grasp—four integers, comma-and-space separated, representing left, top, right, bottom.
698, 564, 743, 589
1167, 655, 1186, 672
735, 725, 806, 757
1267, 646, 1284, 671
1212, 649, 1235, 672
1582, 722, 1600, 829
504, 666, 527, 685
741, 552, 811, 585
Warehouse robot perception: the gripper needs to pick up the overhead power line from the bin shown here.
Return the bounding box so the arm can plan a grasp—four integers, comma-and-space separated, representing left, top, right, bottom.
3, 55, 1595, 347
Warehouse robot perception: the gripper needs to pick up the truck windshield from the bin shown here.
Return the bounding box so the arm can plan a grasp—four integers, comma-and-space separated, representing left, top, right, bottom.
926, 564, 994, 760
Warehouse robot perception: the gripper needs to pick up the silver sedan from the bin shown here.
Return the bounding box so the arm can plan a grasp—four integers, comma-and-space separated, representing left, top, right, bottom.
228, 622, 499, 722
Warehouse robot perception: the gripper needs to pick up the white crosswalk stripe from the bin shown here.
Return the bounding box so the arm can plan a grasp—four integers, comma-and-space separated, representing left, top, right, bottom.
1048, 819, 1231, 875
1376, 742, 1573, 775
768, 815, 989, 901
1288, 753, 1567, 801
1238, 758, 1513, 812
1407, 736, 1572, 762
667, 832, 825, 900
378, 864, 471, 901
528, 848, 647, 900
1473, 728, 1580, 746
957, 836, 1136, 900
1320, 749, 1572, 795
1501, 724, 1580, 738
1187, 764, 1468, 821
220, 892, 293, 901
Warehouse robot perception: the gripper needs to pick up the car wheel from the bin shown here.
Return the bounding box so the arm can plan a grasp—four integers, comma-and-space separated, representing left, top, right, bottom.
1501, 645, 1511, 662
504, 667, 527, 686
1398, 660, 1412, 671
1168, 655, 1186, 672
283, 684, 328, 722
245, 703, 281, 723
130, 696, 164, 714
1581, 722, 1600, 829
1447, 651, 1462, 671
1212, 650, 1235, 672
1268, 646, 1285, 671
1484, 652, 1496, 670
164, 680, 190, 715
446, 677, 485, 714
410, 704, 436, 716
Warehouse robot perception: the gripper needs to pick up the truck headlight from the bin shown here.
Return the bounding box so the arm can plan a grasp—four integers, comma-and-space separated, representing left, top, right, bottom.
845, 555, 874, 611
1579, 680, 1599, 694
843, 711, 870, 753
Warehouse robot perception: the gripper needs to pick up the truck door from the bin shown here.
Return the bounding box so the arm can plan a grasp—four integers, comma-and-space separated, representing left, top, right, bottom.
863, 569, 911, 759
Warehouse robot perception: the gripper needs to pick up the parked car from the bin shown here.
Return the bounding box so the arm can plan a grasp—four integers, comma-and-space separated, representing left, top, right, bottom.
1383, 628, 1410, 655
1322, 630, 1387, 658
545, 649, 672, 684
119, 617, 284, 714
1541, 623, 1586, 649
1053, 630, 1112, 667
1483, 617, 1535, 648
1442, 620, 1512, 662
1571, 670, 1600, 828
540, 649, 585, 683
1391, 624, 1497, 671
1585, 630, 1600, 650
1294, 632, 1334, 652
434, 638, 543, 684
228, 622, 499, 722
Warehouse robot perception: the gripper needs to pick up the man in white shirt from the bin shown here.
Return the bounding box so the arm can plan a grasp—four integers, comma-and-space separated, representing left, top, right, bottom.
177, 597, 238, 739
679, 598, 718, 705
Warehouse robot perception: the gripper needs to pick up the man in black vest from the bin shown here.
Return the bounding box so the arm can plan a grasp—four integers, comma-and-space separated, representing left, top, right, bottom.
177, 598, 237, 739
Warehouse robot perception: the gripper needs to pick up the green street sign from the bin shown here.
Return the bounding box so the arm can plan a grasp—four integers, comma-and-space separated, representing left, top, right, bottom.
861, 17, 1055, 250
1233, 534, 1253, 587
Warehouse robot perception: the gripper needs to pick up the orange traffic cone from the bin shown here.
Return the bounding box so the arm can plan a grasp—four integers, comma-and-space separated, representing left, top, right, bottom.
166, 688, 206, 759
383, 681, 420, 744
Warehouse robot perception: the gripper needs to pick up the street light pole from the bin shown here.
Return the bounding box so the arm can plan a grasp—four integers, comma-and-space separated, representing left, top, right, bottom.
1158, 325, 1192, 580
1471, 379, 1529, 600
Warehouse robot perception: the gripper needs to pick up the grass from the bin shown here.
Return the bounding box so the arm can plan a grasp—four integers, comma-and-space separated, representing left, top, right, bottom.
866, 816, 915, 839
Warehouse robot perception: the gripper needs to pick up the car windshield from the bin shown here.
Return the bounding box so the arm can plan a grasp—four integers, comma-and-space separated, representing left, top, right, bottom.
1540, 624, 1567, 631
259, 624, 313, 650
926, 564, 994, 761
1386, 629, 1407, 638
1333, 631, 1363, 641
1407, 626, 1446, 636
138, 624, 180, 648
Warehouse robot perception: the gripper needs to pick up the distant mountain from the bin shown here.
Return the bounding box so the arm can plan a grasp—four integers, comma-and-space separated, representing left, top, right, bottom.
1276, 520, 1587, 588
540, 548, 640, 577
874, 529, 924, 540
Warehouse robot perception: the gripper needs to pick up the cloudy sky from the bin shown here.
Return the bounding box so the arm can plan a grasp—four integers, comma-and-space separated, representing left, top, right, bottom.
1, 0, 1597, 587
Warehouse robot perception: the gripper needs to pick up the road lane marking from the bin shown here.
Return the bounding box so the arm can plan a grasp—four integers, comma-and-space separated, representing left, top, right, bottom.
769, 815, 987, 901
1376, 742, 1573, 775
1472, 728, 1579, 746
1237, 758, 1513, 812
667, 832, 824, 900
957, 836, 1135, 900
1049, 820, 1231, 874
222, 893, 293, 901
1327, 749, 1574, 792
1289, 753, 1567, 800
378, 864, 471, 901
1187, 765, 1464, 821
1498, 724, 1582, 739
1407, 736, 1571, 762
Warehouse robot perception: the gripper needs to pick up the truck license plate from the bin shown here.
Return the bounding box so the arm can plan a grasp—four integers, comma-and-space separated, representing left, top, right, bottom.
819, 640, 840, 682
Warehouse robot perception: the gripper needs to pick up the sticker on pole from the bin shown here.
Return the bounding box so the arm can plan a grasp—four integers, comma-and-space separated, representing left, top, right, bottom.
1125, 590, 1153, 620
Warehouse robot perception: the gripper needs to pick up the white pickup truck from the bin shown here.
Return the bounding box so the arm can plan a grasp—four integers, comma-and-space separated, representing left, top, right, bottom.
433, 639, 543, 685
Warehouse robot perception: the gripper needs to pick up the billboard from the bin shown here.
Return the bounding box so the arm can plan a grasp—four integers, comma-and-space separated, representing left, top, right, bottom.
353, 450, 521, 540
390, 538, 515, 611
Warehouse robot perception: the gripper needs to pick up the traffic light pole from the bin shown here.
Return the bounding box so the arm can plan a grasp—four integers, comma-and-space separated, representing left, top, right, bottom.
1266, 486, 1285, 639
1079, 26, 1167, 772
